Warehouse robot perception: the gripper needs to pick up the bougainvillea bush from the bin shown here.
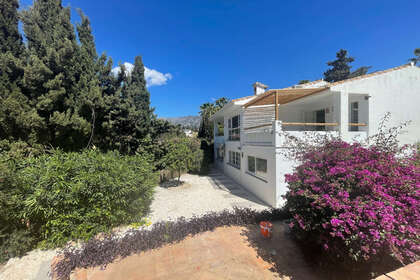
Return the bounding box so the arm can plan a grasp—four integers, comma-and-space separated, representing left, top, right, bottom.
284, 141, 419, 265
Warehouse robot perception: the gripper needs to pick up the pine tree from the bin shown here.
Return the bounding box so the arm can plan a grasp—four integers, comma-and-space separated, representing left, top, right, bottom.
323, 49, 355, 82
22, 0, 91, 150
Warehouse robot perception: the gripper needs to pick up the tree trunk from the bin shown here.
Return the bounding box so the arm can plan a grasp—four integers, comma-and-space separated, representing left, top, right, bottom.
178, 168, 181, 184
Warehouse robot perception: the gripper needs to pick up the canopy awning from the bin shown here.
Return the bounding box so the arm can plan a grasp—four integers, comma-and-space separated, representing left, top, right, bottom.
243, 87, 329, 108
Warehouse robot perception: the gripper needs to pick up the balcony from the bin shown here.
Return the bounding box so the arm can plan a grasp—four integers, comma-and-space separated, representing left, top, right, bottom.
244, 121, 368, 146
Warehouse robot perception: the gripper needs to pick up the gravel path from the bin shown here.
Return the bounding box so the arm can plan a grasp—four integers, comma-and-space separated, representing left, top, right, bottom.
0, 169, 268, 280
149, 170, 269, 223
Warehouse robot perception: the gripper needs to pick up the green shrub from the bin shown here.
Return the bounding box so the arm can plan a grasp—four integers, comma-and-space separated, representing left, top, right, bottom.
20, 149, 158, 247
0, 140, 45, 262
0, 149, 158, 261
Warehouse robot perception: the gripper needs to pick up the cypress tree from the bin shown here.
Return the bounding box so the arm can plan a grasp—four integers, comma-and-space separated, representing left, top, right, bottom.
22, 0, 91, 150
75, 10, 102, 148
0, 0, 24, 56
103, 56, 154, 153
0, 0, 44, 143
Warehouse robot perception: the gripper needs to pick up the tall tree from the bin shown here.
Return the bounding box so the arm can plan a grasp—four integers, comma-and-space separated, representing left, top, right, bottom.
324, 49, 372, 82
103, 56, 154, 153
323, 49, 355, 82
0, 0, 24, 56
22, 0, 91, 150
0, 0, 44, 143
75, 10, 102, 148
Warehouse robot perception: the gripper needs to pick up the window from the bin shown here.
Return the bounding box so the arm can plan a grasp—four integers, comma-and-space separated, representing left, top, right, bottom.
228, 115, 240, 141
350, 102, 359, 131
247, 156, 267, 178
228, 151, 241, 168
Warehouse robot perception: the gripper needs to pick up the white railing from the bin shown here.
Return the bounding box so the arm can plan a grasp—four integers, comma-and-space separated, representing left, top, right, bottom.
242, 121, 368, 147
244, 128, 273, 146
347, 131, 368, 143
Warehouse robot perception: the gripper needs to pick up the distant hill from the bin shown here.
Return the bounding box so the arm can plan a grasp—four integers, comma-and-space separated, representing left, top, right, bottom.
163, 115, 201, 130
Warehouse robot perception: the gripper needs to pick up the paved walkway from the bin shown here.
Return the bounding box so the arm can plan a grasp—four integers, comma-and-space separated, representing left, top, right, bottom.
375, 261, 420, 280
68, 222, 319, 280
148, 169, 268, 223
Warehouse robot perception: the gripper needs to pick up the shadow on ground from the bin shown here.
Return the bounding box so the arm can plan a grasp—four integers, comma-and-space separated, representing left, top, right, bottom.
207, 169, 268, 207
241, 222, 321, 280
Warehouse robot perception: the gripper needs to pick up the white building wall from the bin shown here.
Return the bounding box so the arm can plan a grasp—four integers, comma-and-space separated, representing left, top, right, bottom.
332, 65, 420, 145
214, 65, 420, 208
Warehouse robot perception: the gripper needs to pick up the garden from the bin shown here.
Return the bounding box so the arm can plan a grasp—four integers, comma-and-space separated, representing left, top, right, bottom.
49, 118, 419, 279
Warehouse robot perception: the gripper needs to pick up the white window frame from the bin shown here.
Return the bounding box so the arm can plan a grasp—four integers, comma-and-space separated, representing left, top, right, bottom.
228, 115, 240, 141
228, 151, 241, 169
247, 156, 267, 178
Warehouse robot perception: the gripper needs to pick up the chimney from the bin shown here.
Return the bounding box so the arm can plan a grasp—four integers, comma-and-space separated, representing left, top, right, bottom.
253, 82, 268, 95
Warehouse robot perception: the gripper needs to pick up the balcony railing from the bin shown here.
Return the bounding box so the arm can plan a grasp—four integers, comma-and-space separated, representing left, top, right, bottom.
243, 121, 368, 146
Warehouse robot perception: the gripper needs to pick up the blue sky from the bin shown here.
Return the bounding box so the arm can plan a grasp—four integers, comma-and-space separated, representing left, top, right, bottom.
20, 0, 419, 117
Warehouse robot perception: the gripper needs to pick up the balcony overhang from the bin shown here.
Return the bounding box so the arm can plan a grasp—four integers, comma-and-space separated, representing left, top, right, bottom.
243, 87, 329, 108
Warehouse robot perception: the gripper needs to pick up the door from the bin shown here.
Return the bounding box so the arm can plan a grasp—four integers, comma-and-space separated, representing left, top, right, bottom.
315, 109, 326, 131
350, 102, 359, 131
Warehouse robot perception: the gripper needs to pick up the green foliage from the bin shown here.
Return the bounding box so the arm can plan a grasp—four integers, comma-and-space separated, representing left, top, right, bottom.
298, 80, 310, 84
198, 97, 228, 142
0, 0, 24, 56
160, 137, 202, 182
410, 48, 420, 65
324, 49, 355, 82
0, 0, 155, 153
102, 56, 154, 153
323, 49, 371, 82
0, 149, 158, 261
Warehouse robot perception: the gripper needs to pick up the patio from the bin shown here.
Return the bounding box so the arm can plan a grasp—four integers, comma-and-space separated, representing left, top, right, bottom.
65, 222, 319, 280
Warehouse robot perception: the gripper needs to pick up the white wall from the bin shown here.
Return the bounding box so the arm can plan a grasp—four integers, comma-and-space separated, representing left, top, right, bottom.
332, 65, 420, 145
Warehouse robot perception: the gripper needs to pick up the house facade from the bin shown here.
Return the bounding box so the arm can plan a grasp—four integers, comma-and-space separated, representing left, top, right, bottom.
210, 63, 420, 207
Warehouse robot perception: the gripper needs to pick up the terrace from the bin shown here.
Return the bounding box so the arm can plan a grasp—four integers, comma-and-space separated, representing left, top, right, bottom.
241, 87, 370, 146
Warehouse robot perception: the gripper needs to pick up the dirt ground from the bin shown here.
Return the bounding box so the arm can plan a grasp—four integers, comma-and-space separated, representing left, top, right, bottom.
67, 222, 320, 280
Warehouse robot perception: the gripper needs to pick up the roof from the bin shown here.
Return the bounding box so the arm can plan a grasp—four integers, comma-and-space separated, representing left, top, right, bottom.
244, 87, 329, 107
232, 95, 255, 102
329, 63, 413, 86
227, 63, 416, 109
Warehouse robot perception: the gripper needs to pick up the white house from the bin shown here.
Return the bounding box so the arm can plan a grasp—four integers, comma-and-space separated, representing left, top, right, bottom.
210, 63, 420, 207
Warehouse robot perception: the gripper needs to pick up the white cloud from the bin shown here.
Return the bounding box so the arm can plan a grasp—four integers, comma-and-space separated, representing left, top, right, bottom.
111, 62, 172, 87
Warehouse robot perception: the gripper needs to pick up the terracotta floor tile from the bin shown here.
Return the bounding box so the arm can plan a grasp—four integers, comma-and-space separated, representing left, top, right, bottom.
64, 224, 322, 280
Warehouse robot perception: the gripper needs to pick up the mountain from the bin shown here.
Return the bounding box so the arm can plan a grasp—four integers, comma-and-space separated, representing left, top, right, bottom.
163, 115, 201, 130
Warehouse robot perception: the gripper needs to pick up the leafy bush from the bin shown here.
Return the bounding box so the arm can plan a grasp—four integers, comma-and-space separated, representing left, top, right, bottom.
0, 149, 158, 261
160, 136, 204, 182
20, 150, 158, 247
0, 140, 45, 262
54, 207, 288, 279
284, 141, 419, 264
